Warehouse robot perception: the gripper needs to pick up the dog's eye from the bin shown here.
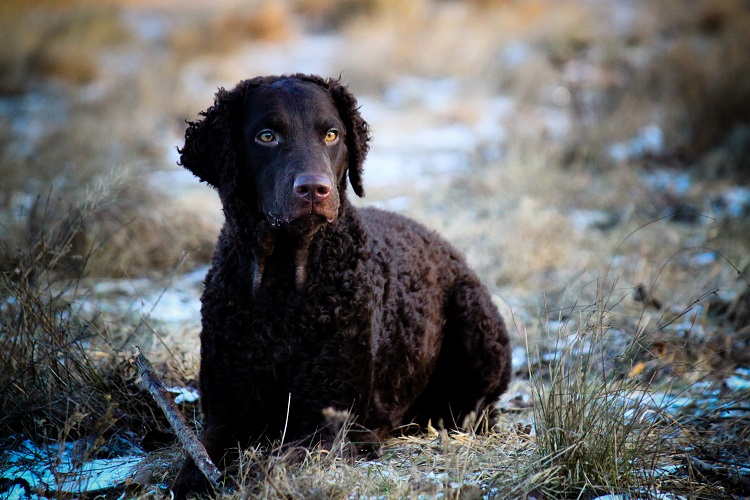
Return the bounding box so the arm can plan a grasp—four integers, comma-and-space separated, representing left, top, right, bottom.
325, 130, 339, 143
256, 130, 276, 144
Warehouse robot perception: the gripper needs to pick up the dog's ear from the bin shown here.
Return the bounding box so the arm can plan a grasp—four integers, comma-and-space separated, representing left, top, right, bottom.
327, 79, 371, 198
178, 85, 245, 188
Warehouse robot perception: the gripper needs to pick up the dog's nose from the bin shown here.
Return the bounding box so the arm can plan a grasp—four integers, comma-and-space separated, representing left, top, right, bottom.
294, 174, 332, 203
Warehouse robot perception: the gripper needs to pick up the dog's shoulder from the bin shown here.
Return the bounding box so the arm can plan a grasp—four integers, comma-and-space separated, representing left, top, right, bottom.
355, 206, 468, 284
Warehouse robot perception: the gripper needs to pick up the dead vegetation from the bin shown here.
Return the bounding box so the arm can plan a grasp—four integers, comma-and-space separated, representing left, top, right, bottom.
0, 190, 165, 472
1, 0, 750, 498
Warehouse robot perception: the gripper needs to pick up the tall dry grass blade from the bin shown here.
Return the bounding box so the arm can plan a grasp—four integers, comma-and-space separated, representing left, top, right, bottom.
529, 274, 664, 497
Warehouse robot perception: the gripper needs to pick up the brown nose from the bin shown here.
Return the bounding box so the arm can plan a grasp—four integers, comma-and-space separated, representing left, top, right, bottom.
294, 173, 332, 203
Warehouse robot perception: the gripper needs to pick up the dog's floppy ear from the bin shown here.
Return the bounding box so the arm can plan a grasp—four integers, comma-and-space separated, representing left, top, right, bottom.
327, 79, 371, 198
178, 85, 245, 188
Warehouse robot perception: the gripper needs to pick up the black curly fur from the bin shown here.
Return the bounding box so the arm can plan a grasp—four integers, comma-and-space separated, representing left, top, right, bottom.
172, 74, 512, 498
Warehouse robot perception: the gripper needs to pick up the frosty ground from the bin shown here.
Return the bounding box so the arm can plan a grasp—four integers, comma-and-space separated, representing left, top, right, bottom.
1, 0, 750, 498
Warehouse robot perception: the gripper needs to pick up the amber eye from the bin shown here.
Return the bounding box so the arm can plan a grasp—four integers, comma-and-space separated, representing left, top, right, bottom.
256, 130, 276, 143
325, 129, 339, 143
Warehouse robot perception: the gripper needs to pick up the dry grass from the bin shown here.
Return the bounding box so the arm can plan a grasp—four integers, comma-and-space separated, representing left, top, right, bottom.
0, 178, 168, 448
549, 0, 750, 174
529, 277, 661, 497
131, 265, 747, 499
141, 415, 540, 498
2, 0, 750, 498
0, 166, 216, 278
638, 1, 750, 161
0, 3, 131, 92
2, 211, 748, 498
167, 1, 295, 63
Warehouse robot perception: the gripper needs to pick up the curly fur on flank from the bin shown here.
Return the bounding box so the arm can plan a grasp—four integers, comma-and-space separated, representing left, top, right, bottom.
172, 74, 512, 497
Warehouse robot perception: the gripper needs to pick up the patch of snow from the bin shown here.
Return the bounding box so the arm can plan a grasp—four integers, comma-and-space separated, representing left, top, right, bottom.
610, 391, 698, 424
511, 346, 527, 372
542, 106, 572, 140
1, 440, 142, 497
546, 320, 566, 334
650, 464, 681, 478
540, 350, 563, 363
137, 287, 202, 323
89, 278, 153, 296
157, 130, 185, 169
149, 167, 212, 196
8, 192, 38, 222
360, 81, 512, 190
608, 124, 664, 162
725, 367, 750, 391
645, 392, 694, 411
502, 42, 533, 68
78, 267, 208, 326
363, 150, 470, 188
568, 209, 616, 232
507, 390, 532, 408
168, 386, 200, 404
690, 251, 717, 266
485, 95, 516, 120
2, 483, 45, 500
424, 471, 449, 483
383, 77, 460, 112
180, 265, 210, 287
712, 186, 750, 219
640, 169, 691, 195
373, 122, 478, 154
363, 463, 391, 476
122, 10, 170, 43
664, 308, 706, 339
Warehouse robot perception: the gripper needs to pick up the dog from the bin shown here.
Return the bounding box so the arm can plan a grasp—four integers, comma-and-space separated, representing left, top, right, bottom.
172, 74, 511, 496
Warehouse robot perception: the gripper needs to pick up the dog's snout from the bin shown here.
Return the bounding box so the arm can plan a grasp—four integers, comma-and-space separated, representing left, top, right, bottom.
294, 173, 332, 203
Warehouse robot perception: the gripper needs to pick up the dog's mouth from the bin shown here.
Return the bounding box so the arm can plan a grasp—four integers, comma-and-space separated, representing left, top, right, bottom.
267, 205, 337, 233
304, 202, 337, 223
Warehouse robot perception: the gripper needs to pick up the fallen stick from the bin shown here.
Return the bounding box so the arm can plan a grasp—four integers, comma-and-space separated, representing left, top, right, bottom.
129, 346, 223, 489
684, 455, 750, 493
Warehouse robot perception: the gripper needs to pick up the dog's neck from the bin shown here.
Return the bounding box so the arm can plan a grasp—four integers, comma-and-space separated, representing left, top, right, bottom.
241, 232, 313, 297
223, 198, 350, 296
244, 228, 317, 297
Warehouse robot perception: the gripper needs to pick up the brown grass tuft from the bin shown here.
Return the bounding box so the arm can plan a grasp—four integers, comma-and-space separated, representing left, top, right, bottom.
0, 184, 170, 448
168, 1, 295, 62
0, 4, 131, 91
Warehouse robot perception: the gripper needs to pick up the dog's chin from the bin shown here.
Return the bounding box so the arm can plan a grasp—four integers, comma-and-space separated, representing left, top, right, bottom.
280, 211, 335, 235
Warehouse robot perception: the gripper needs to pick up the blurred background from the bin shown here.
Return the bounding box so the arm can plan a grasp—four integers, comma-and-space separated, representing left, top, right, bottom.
2, 0, 749, 284
2, 1, 750, 494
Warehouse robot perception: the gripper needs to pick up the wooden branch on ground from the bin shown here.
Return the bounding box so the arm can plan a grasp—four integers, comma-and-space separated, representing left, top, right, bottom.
129, 346, 223, 490
684, 455, 750, 493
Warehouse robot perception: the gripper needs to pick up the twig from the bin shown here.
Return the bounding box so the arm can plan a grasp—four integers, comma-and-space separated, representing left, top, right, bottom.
684, 455, 750, 493
129, 346, 223, 489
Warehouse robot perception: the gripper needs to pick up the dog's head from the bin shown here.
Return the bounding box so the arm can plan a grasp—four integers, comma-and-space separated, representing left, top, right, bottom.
179, 74, 370, 232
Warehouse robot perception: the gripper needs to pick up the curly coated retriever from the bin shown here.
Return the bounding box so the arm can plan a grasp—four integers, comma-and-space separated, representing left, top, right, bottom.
172, 74, 511, 496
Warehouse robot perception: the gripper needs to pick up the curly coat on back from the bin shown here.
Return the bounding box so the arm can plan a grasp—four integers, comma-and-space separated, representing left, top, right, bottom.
172, 74, 512, 496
